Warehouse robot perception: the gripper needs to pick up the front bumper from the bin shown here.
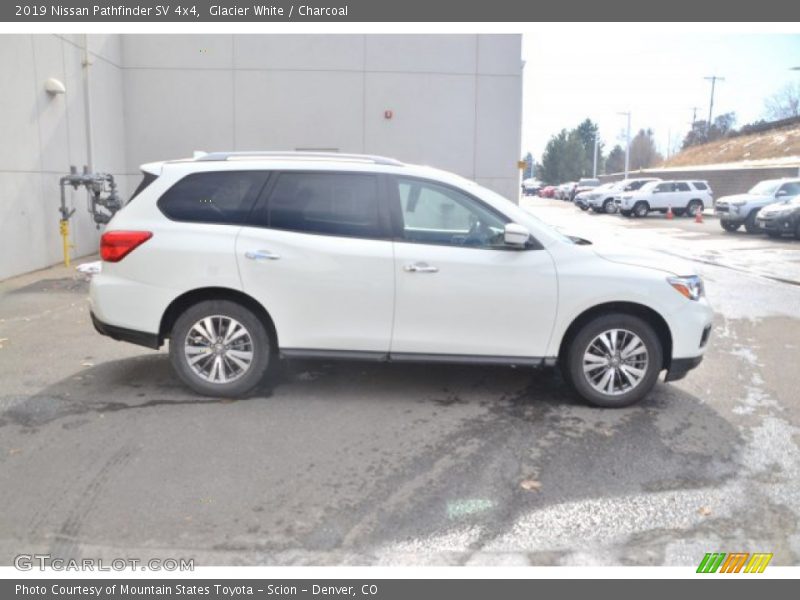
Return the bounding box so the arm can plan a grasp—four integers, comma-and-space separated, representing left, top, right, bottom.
664, 355, 704, 382
757, 214, 794, 232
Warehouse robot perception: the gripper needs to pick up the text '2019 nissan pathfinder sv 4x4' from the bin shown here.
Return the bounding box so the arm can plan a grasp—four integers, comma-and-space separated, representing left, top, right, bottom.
90, 152, 713, 408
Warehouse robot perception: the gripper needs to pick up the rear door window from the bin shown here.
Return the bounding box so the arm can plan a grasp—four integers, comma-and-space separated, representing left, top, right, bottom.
158, 171, 269, 224
263, 172, 383, 239
675, 182, 691, 192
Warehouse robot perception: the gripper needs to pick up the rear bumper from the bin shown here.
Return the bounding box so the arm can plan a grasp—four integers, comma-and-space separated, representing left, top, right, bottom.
91, 311, 161, 349
664, 355, 703, 382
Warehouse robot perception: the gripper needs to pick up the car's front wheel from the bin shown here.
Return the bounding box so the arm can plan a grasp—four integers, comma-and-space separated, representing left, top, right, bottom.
563, 313, 663, 408
169, 300, 271, 397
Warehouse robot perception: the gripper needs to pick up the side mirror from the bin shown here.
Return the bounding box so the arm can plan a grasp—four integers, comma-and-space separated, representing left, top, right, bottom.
504, 223, 530, 247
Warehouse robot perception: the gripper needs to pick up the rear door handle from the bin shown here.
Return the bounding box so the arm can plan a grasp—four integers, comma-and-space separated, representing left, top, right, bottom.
245, 249, 281, 261
404, 262, 438, 273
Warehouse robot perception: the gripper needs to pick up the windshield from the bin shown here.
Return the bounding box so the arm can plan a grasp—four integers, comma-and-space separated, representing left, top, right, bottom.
748, 180, 781, 195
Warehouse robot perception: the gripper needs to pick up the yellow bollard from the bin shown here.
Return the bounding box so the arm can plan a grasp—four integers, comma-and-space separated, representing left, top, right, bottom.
59, 219, 72, 267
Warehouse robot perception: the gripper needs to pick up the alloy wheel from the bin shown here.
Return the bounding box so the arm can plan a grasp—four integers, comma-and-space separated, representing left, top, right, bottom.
184, 315, 254, 384
582, 328, 649, 396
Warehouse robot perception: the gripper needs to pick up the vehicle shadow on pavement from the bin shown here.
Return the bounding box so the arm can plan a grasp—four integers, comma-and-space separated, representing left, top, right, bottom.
1, 353, 743, 566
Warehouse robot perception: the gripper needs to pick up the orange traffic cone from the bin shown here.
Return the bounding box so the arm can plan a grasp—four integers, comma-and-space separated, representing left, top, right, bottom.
695, 208, 704, 224
666, 206, 674, 220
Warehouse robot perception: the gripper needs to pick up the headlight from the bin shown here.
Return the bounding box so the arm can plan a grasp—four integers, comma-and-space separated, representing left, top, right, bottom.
668, 275, 704, 301
730, 200, 747, 206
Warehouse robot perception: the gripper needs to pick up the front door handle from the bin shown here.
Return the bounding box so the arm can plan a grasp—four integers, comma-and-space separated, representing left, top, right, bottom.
404, 262, 438, 273
245, 249, 281, 261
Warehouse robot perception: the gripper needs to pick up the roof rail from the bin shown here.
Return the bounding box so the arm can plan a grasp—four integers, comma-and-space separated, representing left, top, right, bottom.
194, 151, 404, 167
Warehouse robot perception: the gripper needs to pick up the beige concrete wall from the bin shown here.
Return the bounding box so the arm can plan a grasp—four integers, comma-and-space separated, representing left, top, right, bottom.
1, 34, 523, 280
0, 34, 127, 281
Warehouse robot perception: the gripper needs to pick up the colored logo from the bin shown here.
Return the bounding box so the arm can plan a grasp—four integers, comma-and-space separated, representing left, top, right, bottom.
697, 552, 773, 573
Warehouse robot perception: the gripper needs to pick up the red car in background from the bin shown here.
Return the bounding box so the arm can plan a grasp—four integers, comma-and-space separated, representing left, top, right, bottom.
540, 185, 556, 198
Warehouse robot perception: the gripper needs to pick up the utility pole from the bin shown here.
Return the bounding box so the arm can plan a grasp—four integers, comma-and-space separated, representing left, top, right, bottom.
691, 106, 698, 127
618, 111, 631, 178
704, 75, 725, 132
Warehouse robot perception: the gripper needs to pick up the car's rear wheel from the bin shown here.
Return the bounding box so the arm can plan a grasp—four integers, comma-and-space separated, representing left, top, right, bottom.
562, 314, 663, 408
744, 210, 760, 233
633, 202, 649, 218
603, 199, 616, 214
795, 221, 800, 240
169, 300, 271, 397
721, 220, 740, 232
686, 200, 703, 217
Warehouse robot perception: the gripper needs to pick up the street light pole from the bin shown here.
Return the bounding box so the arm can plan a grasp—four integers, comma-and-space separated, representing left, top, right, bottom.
617, 111, 631, 178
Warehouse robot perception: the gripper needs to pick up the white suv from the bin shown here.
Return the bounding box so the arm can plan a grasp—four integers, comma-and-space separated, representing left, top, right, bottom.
90, 152, 713, 408
618, 180, 713, 218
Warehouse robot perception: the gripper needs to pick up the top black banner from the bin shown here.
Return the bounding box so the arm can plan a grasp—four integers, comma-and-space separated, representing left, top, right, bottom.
3, 0, 798, 22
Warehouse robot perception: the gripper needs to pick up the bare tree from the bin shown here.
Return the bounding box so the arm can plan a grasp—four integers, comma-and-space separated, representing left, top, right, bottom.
629, 129, 663, 170
764, 81, 800, 121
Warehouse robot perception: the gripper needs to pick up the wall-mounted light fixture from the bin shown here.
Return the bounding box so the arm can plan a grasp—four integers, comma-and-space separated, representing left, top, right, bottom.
44, 78, 66, 95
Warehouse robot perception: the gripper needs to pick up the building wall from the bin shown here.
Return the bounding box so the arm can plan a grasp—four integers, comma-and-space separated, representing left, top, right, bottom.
121, 34, 523, 201
1, 33, 523, 280
600, 165, 800, 203
0, 34, 127, 281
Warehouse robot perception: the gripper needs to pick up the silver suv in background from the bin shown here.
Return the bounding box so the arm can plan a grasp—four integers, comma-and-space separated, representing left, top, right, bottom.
715, 178, 800, 233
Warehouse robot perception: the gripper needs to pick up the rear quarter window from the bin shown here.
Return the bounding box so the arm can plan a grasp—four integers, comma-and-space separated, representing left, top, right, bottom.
692, 181, 709, 190
157, 171, 269, 224
128, 171, 158, 203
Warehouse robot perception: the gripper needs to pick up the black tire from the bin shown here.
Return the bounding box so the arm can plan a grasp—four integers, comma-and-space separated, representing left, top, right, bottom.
720, 220, 740, 232
633, 201, 649, 218
620, 210, 632, 217
744, 210, 760, 234
562, 313, 664, 408
580, 204, 590, 211
686, 199, 703, 217
603, 199, 616, 214
169, 299, 271, 397
795, 221, 800, 241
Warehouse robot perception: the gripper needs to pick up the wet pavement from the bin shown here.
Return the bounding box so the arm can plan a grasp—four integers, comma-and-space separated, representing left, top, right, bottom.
1, 200, 799, 566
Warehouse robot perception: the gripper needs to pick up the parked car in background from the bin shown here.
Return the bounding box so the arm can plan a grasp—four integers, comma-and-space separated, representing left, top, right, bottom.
522, 178, 542, 196
617, 180, 712, 218
715, 178, 800, 233
556, 182, 577, 200
571, 178, 601, 202
575, 182, 615, 211
90, 151, 712, 408
540, 185, 556, 198
756, 194, 800, 239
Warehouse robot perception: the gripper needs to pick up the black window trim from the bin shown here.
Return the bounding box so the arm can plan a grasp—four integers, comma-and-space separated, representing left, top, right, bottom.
248, 170, 393, 242
156, 170, 273, 227
386, 174, 543, 251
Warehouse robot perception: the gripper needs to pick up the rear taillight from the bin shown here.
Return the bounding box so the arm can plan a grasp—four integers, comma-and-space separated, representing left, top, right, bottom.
100, 231, 152, 262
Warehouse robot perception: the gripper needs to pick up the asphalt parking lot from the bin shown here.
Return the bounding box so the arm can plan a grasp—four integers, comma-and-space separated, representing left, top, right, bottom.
1, 197, 799, 566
